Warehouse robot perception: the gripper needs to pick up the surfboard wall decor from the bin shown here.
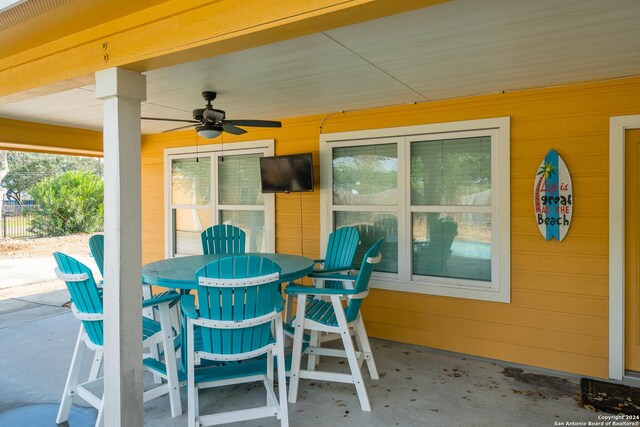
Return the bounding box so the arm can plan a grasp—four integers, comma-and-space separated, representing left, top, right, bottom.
533, 149, 573, 241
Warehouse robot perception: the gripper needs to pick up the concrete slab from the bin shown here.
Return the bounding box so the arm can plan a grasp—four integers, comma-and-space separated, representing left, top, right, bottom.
0, 309, 605, 427
0, 280, 69, 329
0, 254, 97, 289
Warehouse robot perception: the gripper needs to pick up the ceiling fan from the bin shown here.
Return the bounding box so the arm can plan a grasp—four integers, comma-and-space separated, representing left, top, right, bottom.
141, 91, 281, 138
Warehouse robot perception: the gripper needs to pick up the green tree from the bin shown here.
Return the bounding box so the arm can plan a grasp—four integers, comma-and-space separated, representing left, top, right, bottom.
1, 151, 102, 204
29, 171, 104, 236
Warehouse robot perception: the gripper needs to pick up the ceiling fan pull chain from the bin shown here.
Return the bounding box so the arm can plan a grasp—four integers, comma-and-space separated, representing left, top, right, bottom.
195, 131, 199, 162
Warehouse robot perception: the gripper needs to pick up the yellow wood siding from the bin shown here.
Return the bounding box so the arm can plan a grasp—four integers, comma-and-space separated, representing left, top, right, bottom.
141, 76, 640, 378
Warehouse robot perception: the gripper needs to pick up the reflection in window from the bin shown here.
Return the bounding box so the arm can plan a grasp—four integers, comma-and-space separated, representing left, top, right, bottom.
218, 154, 264, 205
411, 137, 490, 206
220, 210, 265, 253
171, 158, 211, 205
333, 144, 397, 206
335, 211, 398, 274
173, 208, 212, 255
412, 212, 491, 281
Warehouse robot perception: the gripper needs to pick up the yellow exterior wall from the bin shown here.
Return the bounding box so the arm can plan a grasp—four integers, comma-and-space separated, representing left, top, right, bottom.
142, 76, 640, 378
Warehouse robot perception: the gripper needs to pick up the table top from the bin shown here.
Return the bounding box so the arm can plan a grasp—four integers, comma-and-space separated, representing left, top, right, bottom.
142, 253, 314, 290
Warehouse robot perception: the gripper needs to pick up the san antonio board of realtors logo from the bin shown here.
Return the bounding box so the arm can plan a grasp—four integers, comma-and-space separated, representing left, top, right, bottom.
533, 149, 573, 241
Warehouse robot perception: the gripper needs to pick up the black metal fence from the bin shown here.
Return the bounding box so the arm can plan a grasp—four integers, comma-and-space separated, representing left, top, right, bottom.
1, 203, 41, 239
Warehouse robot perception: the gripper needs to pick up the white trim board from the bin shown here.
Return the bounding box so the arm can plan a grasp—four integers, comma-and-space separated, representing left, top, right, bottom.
609, 114, 640, 380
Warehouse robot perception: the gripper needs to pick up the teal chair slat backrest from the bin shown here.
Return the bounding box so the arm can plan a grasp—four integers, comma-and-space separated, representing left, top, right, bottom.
201, 225, 246, 255
195, 255, 281, 355
344, 238, 384, 323
88, 234, 105, 278
53, 252, 104, 346
324, 227, 359, 270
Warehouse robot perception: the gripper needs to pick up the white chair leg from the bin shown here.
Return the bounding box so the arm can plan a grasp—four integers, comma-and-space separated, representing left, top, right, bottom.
88, 348, 103, 382
275, 318, 289, 427
187, 320, 197, 427
288, 298, 307, 403
57, 326, 87, 424
331, 296, 371, 411
158, 303, 182, 417
355, 318, 379, 380
307, 330, 320, 371
266, 350, 275, 407
142, 285, 154, 318
284, 289, 293, 324
95, 398, 105, 427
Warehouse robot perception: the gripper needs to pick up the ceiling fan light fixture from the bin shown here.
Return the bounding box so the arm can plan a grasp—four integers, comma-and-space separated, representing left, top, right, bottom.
196, 125, 222, 139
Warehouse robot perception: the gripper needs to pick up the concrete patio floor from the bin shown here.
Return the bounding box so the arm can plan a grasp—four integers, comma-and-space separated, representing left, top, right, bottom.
0, 281, 606, 427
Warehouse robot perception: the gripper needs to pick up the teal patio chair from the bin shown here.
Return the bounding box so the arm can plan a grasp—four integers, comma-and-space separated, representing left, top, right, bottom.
301, 226, 360, 367
88, 234, 105, 280
286, 239, 383, 411
313, 226, 360, 279
200, 224, 246, 255
53, 252, 183, 427
89, 233, 156, 304
182, 255, 289, 427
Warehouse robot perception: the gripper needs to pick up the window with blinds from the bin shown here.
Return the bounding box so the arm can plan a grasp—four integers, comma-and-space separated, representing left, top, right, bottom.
320, 118, 510, 302
166, 142, 274, 257
218, 153, 266, 252
410, 137, 492, 282
332, 143, 399, 273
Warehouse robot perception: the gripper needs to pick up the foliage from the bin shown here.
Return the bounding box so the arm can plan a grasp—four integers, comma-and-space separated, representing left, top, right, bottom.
29, 171, 104, 236
0, 151, 102, 204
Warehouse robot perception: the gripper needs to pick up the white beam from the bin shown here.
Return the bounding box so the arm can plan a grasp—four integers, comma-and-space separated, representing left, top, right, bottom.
95, 67, 146, 427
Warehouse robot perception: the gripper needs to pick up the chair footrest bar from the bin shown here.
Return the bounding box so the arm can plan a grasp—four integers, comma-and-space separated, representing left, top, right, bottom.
298, 369, 355, 384
143, 383, 170, 402
198, 406, 280, 426
76, 386, 102, 409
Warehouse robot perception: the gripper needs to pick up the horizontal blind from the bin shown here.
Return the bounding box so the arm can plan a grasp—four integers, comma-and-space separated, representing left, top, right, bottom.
171, 157, 211, 205
411, 137, 491, 206
332, 144, 398, 206
218, 153, 264, 205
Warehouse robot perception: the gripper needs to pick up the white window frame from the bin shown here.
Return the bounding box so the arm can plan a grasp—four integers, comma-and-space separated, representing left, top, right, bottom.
164, 139, 275, 258
320, 118, 510, 303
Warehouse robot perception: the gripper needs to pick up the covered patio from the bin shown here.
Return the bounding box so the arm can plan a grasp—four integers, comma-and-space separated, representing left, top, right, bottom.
1, 0, 640, 425
0, 296, 599, 426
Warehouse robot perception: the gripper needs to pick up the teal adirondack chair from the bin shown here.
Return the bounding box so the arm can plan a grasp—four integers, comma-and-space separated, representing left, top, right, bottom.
89, 233, 155, 301
182, 255, 289, 427
53, 252, 183, 427
286, 239, 383, 411
88, 234, 105, 279
313, 226, 360, 280
200, 224, 246, 255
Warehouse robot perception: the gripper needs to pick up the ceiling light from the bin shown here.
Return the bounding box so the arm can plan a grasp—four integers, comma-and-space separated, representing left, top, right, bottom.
196, 124, 222, 139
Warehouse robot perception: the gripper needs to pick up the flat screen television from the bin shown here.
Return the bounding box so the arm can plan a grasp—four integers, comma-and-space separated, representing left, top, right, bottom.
260, 153, 314, 193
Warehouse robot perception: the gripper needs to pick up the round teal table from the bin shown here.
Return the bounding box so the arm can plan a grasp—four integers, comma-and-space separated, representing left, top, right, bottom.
142, 253, 314, 289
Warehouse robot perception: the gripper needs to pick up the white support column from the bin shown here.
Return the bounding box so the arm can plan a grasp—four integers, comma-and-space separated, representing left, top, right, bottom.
95, 67, 146, 427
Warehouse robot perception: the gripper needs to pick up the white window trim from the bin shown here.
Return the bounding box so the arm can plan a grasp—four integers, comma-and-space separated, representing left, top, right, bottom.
320, 118, 510, 303
609, 114, 640, 380
164, 139, 275, 258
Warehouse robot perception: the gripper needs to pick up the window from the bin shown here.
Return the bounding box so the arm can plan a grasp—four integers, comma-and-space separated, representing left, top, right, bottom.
320, 118, 510, 302
165, 140, 275, 257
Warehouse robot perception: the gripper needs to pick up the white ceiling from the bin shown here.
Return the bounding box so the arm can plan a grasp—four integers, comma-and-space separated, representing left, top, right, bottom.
0, 0, 639, 134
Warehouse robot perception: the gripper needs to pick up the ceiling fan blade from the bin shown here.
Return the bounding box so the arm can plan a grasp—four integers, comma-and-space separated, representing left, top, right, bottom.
162, 124, 197, 133
222, 124, 248, 135
203, 109, 225, 122
223, 119, 282, 128
142, 117, 199, 124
